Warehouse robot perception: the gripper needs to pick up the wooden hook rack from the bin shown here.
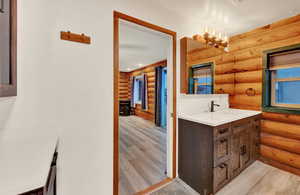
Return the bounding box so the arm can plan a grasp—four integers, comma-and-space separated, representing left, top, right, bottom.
60, 31, 91, 44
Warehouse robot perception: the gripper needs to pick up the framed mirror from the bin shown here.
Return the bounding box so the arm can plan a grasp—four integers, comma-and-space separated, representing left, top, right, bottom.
188, 62, 214, 94
0, 0, 17, 97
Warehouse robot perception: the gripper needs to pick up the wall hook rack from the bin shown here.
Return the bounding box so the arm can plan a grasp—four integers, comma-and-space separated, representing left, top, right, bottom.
60, 31, 91, 44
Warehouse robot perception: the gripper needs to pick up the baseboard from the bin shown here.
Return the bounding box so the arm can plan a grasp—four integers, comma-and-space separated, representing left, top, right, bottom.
259, 157, 300, 177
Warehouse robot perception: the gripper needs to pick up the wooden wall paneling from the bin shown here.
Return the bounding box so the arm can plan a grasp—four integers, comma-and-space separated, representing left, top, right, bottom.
214, 83, 234, 95
230, 95, 262, 108
188, 17, 300, 62
119, 72, 131, 100
214, 73, 235, 84
127, 60, 167, 122
261, 120, 300, 140
260, 144, 300, 169
190, 35, 300, 67
261, 132, 300, 155
262, 112, 300, 125
234, 70, 263, 83
234, 83, 262, 95
232, 57, 262, 73
230, 14, 300, 42
215, 62, 234, 75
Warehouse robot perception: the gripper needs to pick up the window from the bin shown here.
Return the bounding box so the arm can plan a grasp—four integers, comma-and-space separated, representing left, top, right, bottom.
134, 77, 143, 104
188, 62, 213, 94
263, 44, 300, 114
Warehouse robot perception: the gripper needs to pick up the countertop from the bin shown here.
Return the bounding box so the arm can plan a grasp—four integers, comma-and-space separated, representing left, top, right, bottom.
178, 108, 261, 126
0, 131, 58, 195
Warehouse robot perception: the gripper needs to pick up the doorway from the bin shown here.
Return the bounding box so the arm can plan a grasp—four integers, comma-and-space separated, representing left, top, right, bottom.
113, 11, 177, 195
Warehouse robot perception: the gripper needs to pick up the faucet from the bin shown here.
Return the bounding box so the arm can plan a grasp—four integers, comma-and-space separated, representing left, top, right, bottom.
210, 101, 220, 112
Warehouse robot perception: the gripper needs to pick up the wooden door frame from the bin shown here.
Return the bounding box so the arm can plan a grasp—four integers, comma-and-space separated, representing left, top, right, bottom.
113, 11, 177, 195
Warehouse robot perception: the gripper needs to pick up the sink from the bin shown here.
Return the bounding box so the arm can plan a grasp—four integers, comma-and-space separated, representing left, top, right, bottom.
178, 108, 261, 127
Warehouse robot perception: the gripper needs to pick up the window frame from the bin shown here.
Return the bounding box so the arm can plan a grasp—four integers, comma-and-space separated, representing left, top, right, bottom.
263, 43, 300, 115
188, 62, 214, 94
133, 76, 143, 104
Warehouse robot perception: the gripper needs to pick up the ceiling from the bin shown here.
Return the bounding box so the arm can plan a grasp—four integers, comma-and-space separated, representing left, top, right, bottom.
155, 0, 300, 36
119, 20, 170, 72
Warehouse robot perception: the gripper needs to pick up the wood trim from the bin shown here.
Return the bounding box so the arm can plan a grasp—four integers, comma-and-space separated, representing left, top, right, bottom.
113, 11, 119, 195
260, 157, 300, 177
180, 37, 188, 93
113, 11, 177, 195
272, 103, 300, 109
127, 59, 167, 74
274, 77, 300, 82
0, 0, 17, 97
172, 34, 177, 180
135, 178, 172, 195
269, 62, 300, 70
114, 11, 176, 36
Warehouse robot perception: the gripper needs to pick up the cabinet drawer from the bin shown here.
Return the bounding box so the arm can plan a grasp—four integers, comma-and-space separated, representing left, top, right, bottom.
214, 124, 231, 139
232, 119, 251, 134
214, 161, 230, 193
214, 137, 231, 167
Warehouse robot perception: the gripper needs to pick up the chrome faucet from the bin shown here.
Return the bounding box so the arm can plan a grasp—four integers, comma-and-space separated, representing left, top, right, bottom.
210, 101, 220, 112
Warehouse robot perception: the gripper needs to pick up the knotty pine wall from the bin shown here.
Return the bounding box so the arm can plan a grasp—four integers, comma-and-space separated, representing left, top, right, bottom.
119, 72, 131, 100
119, 60, 167, 122
187, 14, 300, 176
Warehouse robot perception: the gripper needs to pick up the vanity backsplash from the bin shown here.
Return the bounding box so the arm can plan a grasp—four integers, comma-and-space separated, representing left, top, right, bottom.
178, 94, 229, 114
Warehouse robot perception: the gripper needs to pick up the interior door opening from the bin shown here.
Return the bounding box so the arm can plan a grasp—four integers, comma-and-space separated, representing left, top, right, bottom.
113, 11, 177, 195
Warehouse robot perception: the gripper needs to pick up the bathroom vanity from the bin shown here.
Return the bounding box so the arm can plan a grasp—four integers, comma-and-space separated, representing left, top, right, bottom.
178, 109, 261, 195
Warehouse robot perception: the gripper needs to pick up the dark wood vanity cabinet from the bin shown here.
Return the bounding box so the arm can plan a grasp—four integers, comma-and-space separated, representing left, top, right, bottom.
179, 115, 261, 195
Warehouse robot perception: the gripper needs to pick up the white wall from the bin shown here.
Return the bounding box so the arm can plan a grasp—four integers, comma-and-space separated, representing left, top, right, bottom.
0, 0, 186, 195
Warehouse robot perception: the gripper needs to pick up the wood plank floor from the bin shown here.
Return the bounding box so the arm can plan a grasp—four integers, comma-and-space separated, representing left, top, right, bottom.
119, 116, 167, 195
150, 161, 300, 195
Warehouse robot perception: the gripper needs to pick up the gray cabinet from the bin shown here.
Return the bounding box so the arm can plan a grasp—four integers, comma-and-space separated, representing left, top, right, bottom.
178, 115, 261, 195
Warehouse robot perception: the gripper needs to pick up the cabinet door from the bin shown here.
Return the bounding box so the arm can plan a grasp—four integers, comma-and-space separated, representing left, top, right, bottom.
230, 132, 242, 177
240, 129, 251, 168
231, 119, 251, 177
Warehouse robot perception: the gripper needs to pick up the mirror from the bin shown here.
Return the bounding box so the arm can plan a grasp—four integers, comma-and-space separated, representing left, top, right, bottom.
180, 37, 214, 94
0, 0, 17, 97
0, 0, 11, 84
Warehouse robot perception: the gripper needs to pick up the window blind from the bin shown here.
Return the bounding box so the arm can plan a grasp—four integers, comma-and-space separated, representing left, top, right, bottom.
270, 49, 300, 70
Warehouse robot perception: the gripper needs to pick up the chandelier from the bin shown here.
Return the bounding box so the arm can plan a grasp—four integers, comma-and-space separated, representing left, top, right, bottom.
192, 27, 229, 52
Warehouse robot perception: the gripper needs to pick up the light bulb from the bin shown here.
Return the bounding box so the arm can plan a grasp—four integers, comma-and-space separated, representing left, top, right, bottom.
218, 32, 222, 40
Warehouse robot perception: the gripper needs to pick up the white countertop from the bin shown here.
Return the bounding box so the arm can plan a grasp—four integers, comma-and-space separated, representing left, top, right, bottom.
0, 132, 58, 195
178, 108, 261, 126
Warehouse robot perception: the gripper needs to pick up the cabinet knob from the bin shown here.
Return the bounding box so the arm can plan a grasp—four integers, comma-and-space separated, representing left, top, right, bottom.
219, 128, 228, 134
219, 163, 227, 169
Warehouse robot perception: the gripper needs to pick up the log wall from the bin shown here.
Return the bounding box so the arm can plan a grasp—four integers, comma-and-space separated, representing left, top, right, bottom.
186, 14, 300, 176
128, 60, 167, 122
119, 72, 131, 100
